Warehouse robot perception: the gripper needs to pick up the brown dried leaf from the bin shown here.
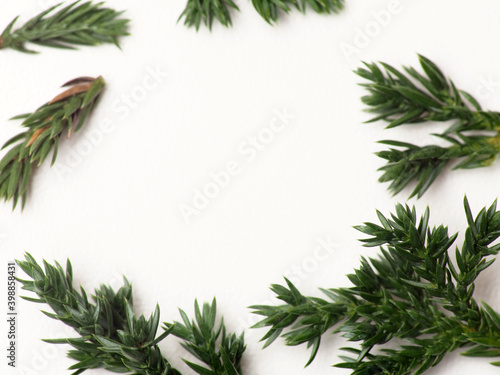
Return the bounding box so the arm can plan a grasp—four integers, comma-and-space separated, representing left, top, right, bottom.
61, 77, 96, 87
26, 127, 49, 147
50, 83, 92, 104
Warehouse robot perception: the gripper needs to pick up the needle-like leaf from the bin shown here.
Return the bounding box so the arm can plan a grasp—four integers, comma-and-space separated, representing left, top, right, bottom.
356, 55, 500, 198
252, 198, 500, 374
179, 0, 239, 30
17, 254, 245, 375
179, 0, 344, 29
0, 1, 129, 53
0, 76, 105, 210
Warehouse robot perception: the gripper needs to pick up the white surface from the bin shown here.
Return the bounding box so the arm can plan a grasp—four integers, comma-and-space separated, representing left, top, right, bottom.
1, 0, 500, 374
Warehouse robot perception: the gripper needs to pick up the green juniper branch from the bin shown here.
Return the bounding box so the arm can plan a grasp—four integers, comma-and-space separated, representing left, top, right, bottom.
17, 254, 245, 375
0, 76, 105, 210
252, 197, 500, 374
179, 0, 344, 29
166, 301, 246, 375
178, 0, 239, 30
356, 55, 500, 198
251, 0, 345, 25
0, 1, 129, 53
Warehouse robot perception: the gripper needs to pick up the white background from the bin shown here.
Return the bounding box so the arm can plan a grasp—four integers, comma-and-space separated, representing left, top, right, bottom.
1, 0, 500, 374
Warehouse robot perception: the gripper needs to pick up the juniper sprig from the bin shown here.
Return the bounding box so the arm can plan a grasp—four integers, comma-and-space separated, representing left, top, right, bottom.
0, 76, 105, 210
178, 0, 239, 30
252, 197, 500, 374
252, 0, 345, 25
16, 253, 245, 375
166, 300, 246, 375
356, 55, 500, 198
0, 1, 129, 53
179, 0, 344, 29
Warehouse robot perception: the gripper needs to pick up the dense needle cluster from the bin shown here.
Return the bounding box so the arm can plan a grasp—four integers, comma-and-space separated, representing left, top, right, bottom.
179, 0, 344, 30
0, 76, 105, 210
179, 0, 239, 30
356, 55, 500, 198
251, 0, 345, 25
17, 254, 245, 375
166, 303, 246, 375
0, 1, 129, 53
252, 198, 500, 374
